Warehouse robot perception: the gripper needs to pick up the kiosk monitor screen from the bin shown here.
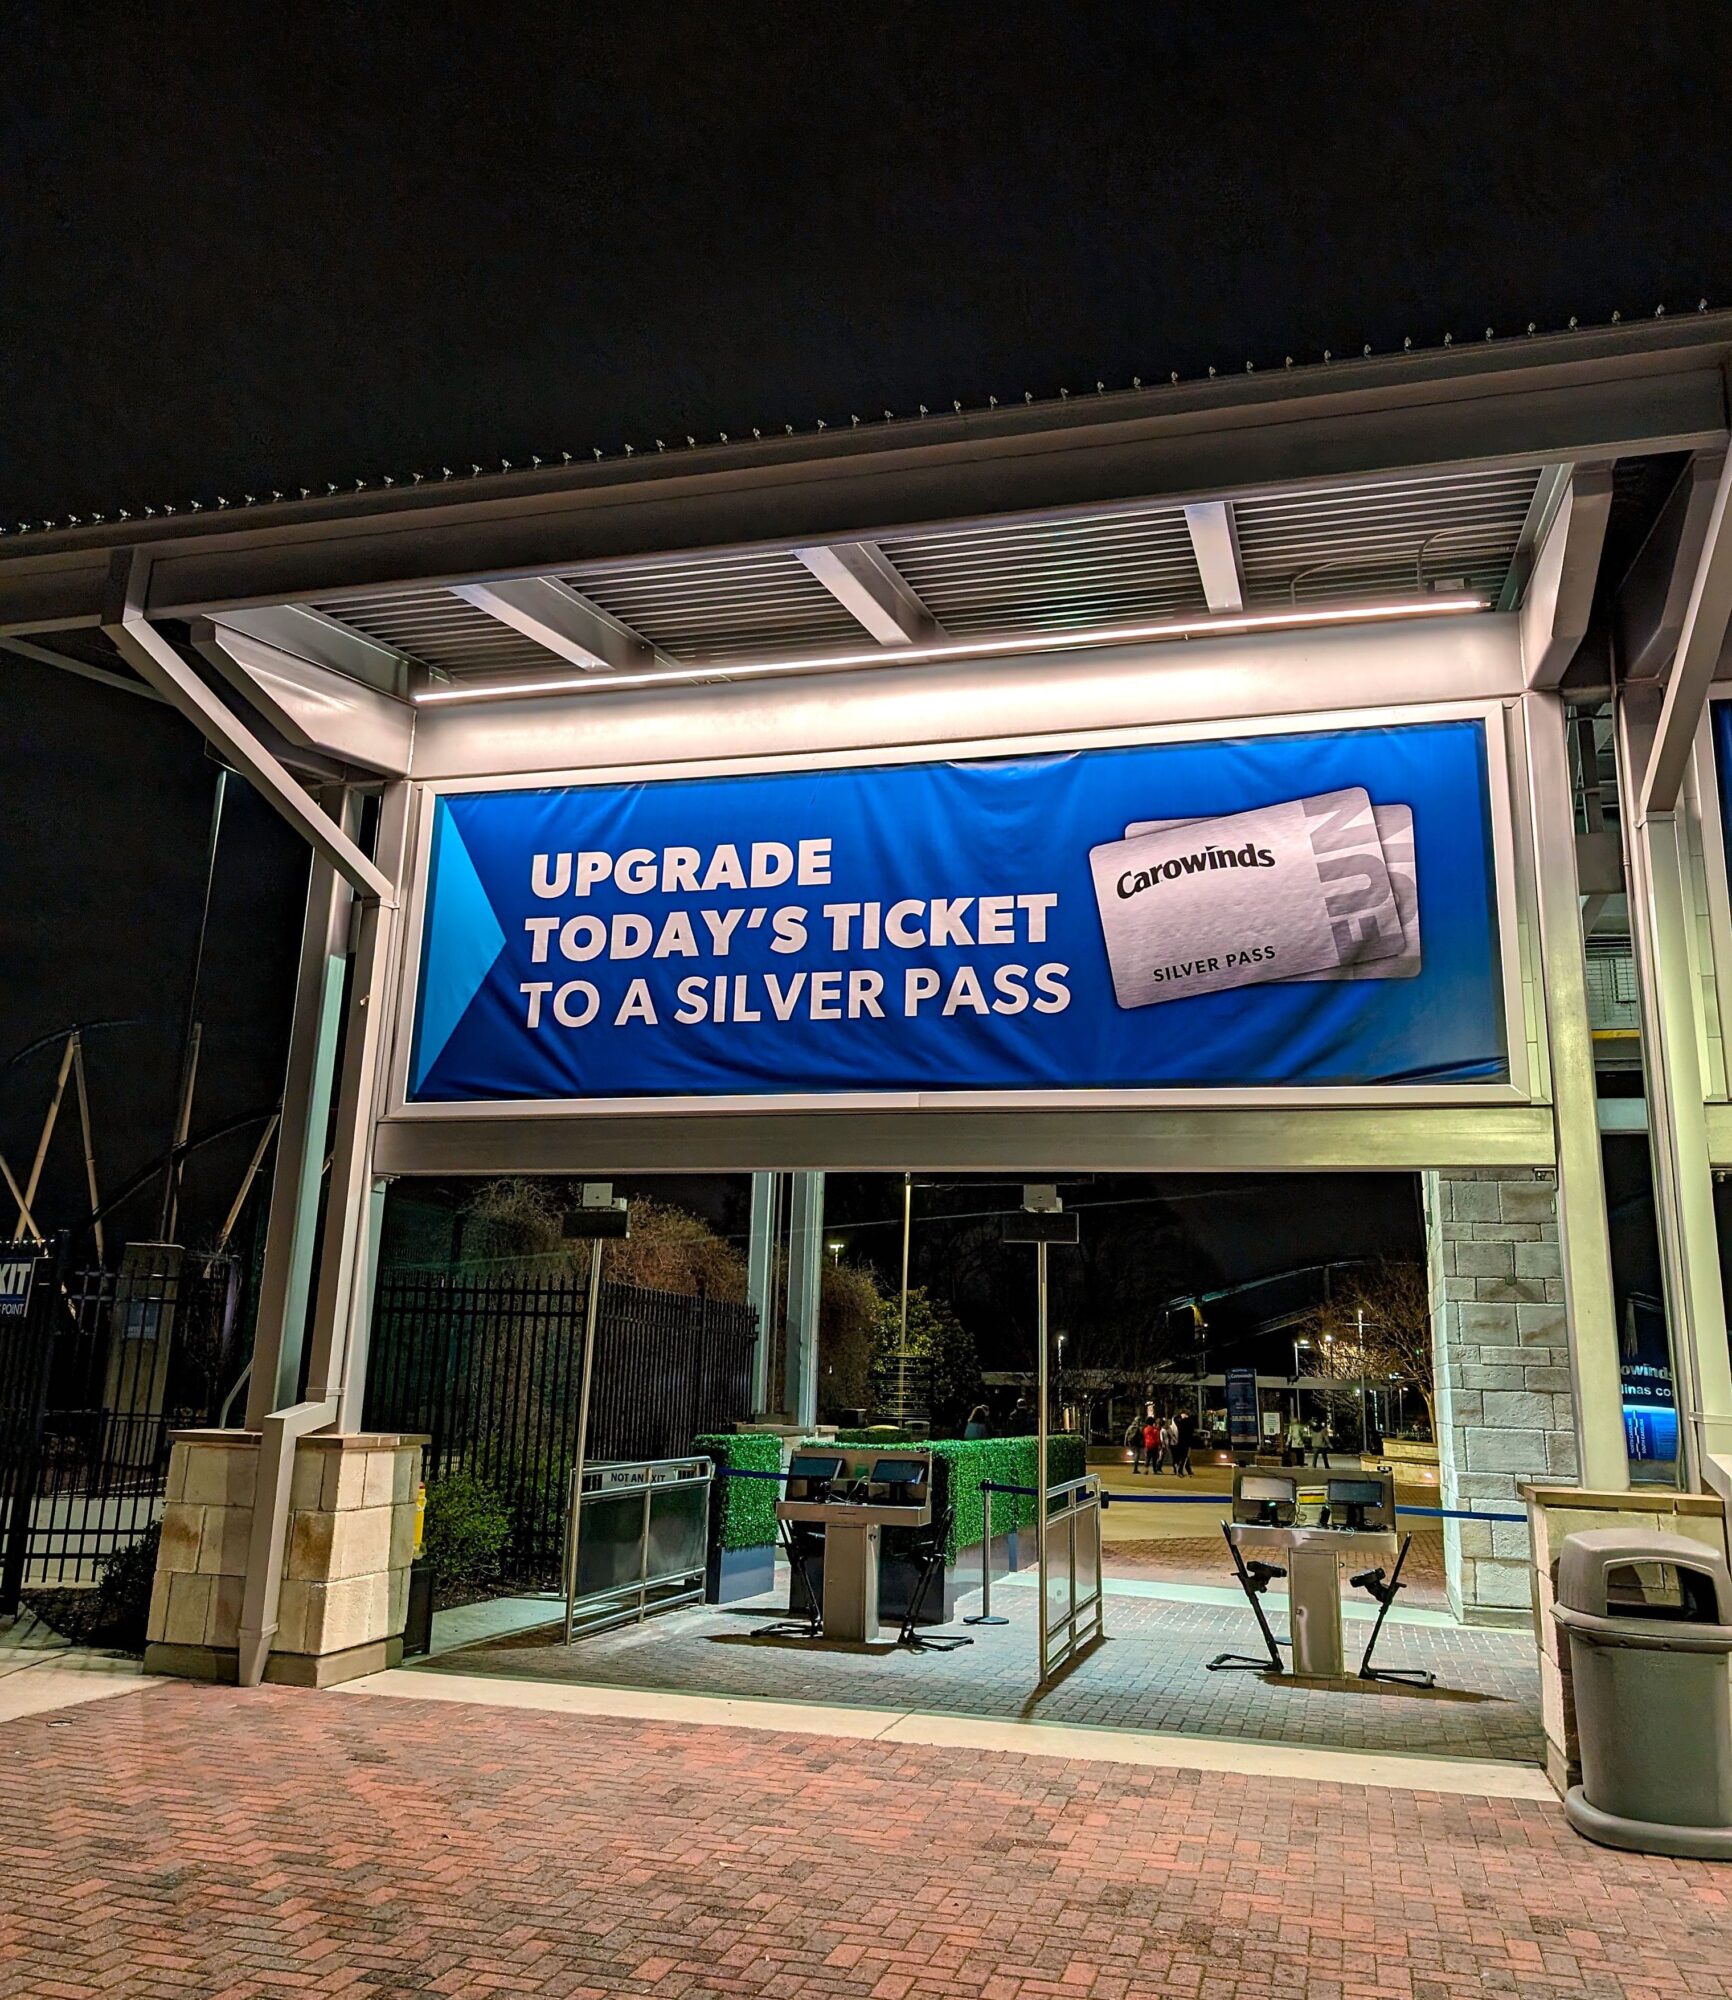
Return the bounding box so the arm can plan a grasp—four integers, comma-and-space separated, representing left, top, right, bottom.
788, 1454, 845, 1484
869, 1457, 928, 1488
1239, 1475, 1297, 1504
1327, 1478, 1385, 1508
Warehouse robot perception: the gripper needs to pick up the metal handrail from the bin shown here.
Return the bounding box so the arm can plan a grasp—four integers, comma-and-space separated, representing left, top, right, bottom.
562, 1454, 713, 1642
1041, 1473, 1105, 1679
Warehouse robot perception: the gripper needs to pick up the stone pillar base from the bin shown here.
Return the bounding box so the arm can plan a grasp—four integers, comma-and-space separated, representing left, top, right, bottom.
146, 1430, 422, 1688
1524, 1483, 1727, 1795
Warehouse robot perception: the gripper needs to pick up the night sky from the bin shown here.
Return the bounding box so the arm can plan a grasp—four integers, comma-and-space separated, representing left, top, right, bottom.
3, 5, 1730, 1257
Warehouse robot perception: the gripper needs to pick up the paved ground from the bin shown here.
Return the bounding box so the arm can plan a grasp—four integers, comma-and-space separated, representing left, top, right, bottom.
0, 1679, 1725, 2000
421, 1569, 1541, 1763
1100, 1534, 1450, 1609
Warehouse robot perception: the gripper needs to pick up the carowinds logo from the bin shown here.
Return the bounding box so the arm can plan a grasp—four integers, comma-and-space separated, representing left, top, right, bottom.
1116, 839, 1276, 900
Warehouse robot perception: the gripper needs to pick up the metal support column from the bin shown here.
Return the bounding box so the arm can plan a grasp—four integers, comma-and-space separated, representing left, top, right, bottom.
308, 783, 410, 1426
745, 1170, 777, 1415
1618, 688, 1732, 1497
784, 1171, 824, 1431
245, 796, 355, 1428
1522, 693, 1629, 1488
1035, 1236, 1050, 1685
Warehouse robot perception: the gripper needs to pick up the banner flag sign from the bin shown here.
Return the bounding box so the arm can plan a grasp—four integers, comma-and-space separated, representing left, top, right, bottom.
0, 1242, 38, 1321
1224, 1369, 1262, 1453
408, 718, 1504, 1103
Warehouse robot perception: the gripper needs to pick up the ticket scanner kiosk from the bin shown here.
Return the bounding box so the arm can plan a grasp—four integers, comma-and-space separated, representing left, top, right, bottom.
1212, 1466, 1426, 1681
774, 1448, 938, 1642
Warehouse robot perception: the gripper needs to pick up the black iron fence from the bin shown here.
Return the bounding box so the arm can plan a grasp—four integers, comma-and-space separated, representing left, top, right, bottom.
0, 1241, 243, 1599
365, 1270, 757, 1581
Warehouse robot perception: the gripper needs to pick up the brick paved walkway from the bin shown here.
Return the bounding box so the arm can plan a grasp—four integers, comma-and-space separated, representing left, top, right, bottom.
0, 1681, 1726, 1999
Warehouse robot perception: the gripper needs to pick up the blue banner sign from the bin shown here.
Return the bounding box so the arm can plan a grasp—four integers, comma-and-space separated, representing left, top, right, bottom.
409, 719, 1504, 1102
1224, 1369, 1262, 1452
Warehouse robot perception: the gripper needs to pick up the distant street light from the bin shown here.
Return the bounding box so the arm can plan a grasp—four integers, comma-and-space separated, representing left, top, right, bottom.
827, 1238, 844, 1265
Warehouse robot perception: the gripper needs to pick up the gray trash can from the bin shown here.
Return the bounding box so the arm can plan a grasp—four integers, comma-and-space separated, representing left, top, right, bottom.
1553, 1528, 1732, 1857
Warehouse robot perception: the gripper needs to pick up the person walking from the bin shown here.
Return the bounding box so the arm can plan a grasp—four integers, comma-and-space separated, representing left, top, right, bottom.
1308, 1419, 1330, 1468
1142, 1413, 1161, 1474
1172, 1408, 1195, 1476
1285, 1412, 1306, 1466
964, 1404, 991, 1440
1124, 1411, 1146, 1471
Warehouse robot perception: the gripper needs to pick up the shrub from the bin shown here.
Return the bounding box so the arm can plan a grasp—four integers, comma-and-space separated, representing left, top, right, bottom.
25, 1521, 165, 1652
420, 1471, 513, 1598
90, 1521, 162, 1650
694, 1431, 782, 1551
801, 1432, 1090, 1564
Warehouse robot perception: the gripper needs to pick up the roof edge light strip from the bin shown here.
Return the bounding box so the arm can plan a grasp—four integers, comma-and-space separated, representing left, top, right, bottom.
410, 593, 1488, 704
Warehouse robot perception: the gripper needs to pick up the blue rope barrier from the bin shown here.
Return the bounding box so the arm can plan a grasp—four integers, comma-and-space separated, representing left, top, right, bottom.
719, 1467, 1525, 1524
1395, 1503, 1527, 1523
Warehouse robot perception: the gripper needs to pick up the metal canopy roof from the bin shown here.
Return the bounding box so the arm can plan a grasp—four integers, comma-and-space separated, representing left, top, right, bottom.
294, 462, 1553, 688
8, 312, 1729, 718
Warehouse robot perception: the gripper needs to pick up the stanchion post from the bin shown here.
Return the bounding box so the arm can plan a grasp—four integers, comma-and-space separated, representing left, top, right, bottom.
966, 1482, 1008, 1626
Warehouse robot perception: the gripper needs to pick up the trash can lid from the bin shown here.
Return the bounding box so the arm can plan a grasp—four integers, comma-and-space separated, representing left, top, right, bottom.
1556, 1527, 1732, 1626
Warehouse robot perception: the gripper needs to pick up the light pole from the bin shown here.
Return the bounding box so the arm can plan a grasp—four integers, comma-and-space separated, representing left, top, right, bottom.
1356, 1305, 1369, 1452
827, 1238, 844, 1266
897, 1172, 912, 1420
1056, 1330, 1066, 1427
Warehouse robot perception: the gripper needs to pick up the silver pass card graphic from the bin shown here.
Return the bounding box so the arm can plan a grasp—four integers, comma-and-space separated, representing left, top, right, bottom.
1125, 802, 1420, 982
1089, 788, 1406, 1008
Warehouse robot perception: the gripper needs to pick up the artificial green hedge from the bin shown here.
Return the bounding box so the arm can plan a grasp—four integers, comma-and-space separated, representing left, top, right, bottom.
797, 1432, 1088, 1564
694, 1431, 783, 1551
931, 1435, 1087, 1562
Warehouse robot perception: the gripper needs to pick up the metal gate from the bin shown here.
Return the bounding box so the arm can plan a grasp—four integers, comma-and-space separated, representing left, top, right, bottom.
0, 1240, 242, 1603
366, 1270, 757, 1580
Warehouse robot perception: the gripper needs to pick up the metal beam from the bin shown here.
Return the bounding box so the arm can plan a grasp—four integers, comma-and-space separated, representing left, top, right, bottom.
211, 602, 410, 696
793, 542, 939, 643
450, 575, 659, 673
1182, 502, 1244, 612
101, 558, 392, 903
1618, 686, 1732, 1499
745, 1171, 777, 1414
1640, 446, 1732, 817
1520, 463, 1612, 688
1496, 462, 1571, 612
194, 620, 414, 775
0, 633, 165, 703
246, 795, 356, 1427
1522, 693, 1627, 1489
373, 1104, 1559, 1177
1616, 448, 1727, 681
784, 1171, 824, 1429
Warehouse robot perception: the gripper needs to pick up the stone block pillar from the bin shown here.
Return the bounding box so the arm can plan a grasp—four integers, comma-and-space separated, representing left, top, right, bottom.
1424, 1168, 1578, 1620
145, 1430, 421, 1686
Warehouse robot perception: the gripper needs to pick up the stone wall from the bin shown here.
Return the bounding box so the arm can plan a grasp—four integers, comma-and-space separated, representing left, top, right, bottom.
1424, 1167, 1577, 1619
145, 1430, 421, 1686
